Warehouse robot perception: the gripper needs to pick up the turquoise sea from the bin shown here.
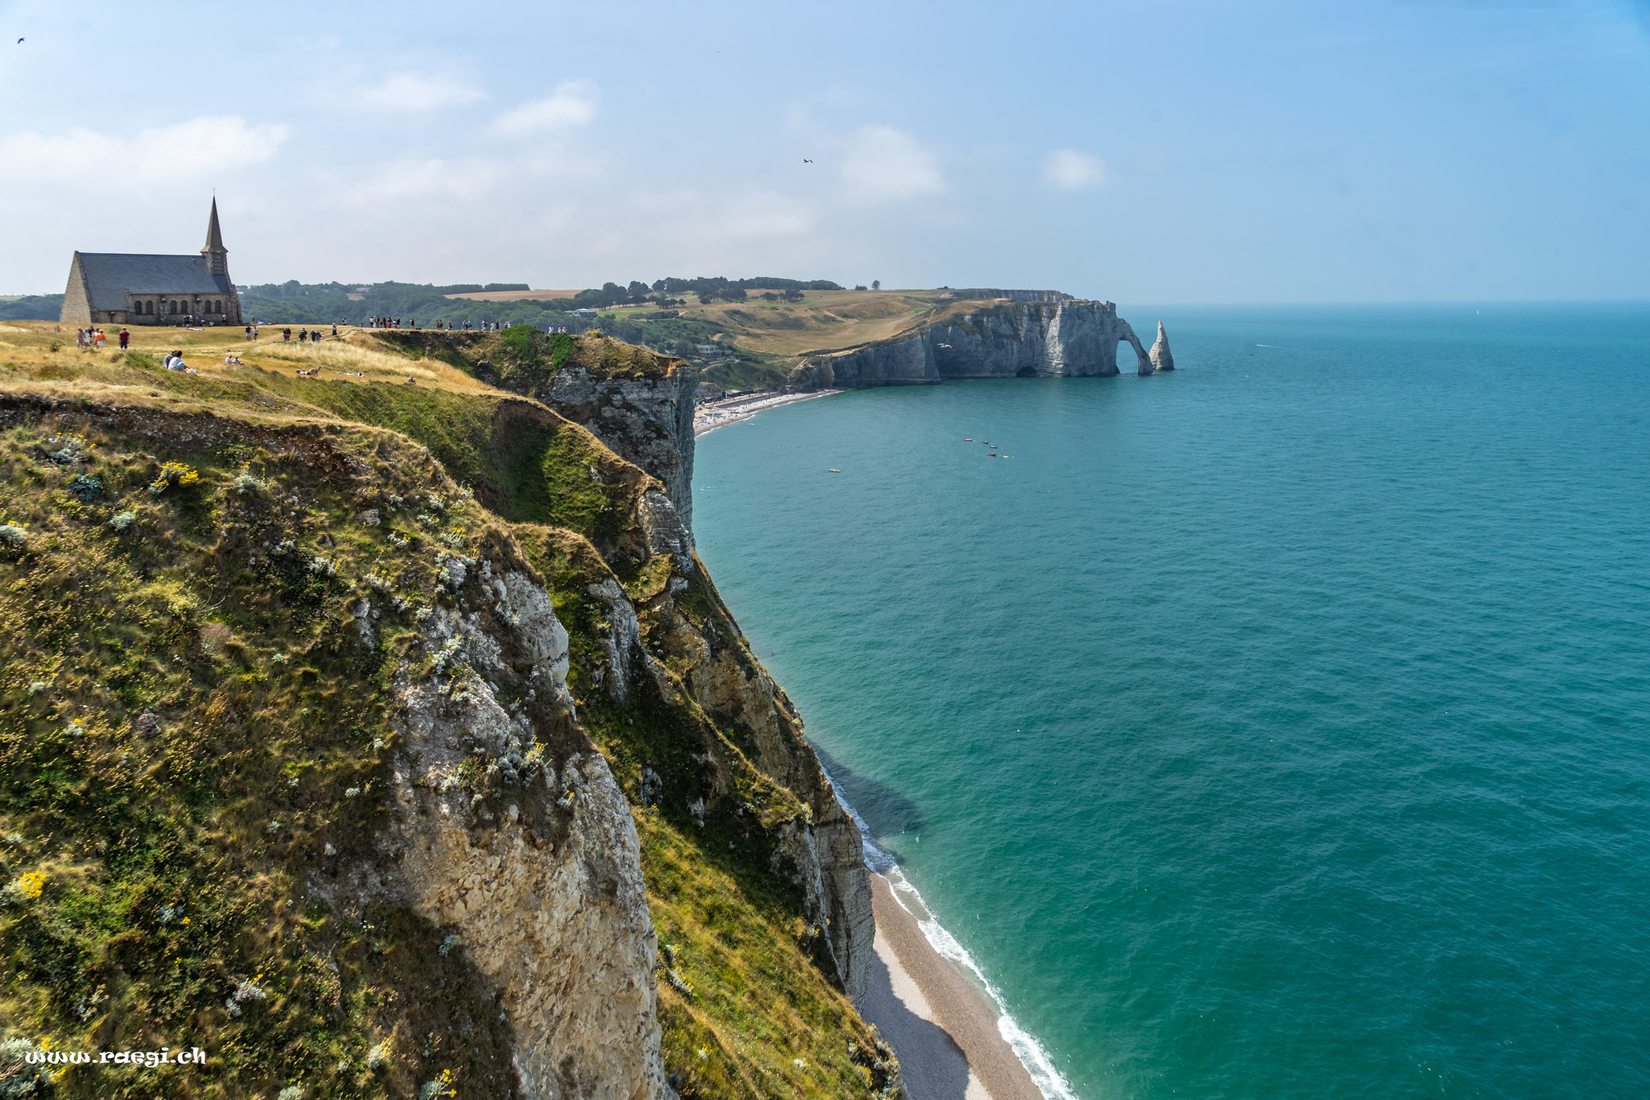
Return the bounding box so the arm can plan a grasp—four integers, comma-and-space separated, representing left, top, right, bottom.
691, 305, 1650, 1100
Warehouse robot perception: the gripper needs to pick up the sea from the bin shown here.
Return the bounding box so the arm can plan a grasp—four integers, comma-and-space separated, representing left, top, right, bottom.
690, 304, 1650, 1100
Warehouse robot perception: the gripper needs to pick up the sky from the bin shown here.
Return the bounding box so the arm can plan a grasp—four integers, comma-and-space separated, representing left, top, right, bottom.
1, 0, 1647, 304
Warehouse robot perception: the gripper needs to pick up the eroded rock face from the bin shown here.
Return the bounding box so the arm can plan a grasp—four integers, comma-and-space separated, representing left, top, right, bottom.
1149, 320, 1176, 373
563, 485, 875, 1001
683, 610, 873, 998
793, 298, 1154, 387
334, 557, 674, 1100
547, 365, 699, 533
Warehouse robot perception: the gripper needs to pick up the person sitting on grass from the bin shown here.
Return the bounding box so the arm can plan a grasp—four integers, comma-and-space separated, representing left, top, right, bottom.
162, 350, 199, 375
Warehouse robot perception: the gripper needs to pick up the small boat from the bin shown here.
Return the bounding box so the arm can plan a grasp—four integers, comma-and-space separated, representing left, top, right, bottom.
987, 452, 997, 457
829, 467, 842, 474
964, 437, 973, 442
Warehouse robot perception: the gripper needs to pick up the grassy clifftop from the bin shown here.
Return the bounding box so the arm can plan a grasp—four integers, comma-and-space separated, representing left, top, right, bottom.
0, 322, 895, 1098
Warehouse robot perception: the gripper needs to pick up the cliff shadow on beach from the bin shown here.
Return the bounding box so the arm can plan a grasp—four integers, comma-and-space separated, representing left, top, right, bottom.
859, 950, 974, 1100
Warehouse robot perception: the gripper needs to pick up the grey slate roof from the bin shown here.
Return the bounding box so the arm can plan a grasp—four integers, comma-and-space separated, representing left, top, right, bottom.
76, 252, 234, 310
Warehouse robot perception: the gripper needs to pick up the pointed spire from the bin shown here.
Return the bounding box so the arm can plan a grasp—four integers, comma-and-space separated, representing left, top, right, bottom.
201, 197, 229, 277
203, 197, 226, 254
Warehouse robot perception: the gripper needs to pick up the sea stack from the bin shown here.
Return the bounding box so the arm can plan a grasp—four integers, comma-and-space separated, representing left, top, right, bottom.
1150, 320, 1176, 372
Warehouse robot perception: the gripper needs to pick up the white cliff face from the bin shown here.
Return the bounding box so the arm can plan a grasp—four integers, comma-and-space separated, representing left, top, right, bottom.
1045, 302, 1067, 374
546, 364, 699, 533
331, 558, 674, 1100
794, 298, 1158, 387
1149, 319, 1176, 373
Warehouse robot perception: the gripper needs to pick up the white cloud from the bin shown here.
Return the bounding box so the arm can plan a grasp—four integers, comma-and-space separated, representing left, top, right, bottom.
633, 188, 817, 243
328, 156, 511, 209
1043, 148, 1110, 191
356, 72, 485, 112
490, 79, 599, 137
837, 125, 945, 204
0, 116, 289, 190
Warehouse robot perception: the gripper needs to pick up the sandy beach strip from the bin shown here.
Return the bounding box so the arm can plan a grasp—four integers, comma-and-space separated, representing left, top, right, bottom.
693, 389, 841, 437
858, 873, 1045, 1100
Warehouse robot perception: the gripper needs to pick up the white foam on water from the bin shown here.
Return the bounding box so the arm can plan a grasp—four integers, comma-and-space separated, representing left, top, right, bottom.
822, 763, 1081, 1100
881, 866, 1081, 1100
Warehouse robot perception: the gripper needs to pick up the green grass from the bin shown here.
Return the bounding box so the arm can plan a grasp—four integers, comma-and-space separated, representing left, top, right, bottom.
0, 408, 513, 1097
0, 322, 899, 1098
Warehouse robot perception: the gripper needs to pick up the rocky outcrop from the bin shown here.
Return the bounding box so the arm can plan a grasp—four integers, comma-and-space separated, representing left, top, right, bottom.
791, 297, 1159, 388
672, 596, 874, 999
547, 363, 699, 533
565, 494, 876, 1001
1149, 320, 1176, 373
0, 396, 678, 1099
343, 555, 673, 1100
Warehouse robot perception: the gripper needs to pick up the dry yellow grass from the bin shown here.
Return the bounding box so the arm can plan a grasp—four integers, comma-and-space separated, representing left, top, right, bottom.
678, 288, 951, 359
0, 321, 497, 400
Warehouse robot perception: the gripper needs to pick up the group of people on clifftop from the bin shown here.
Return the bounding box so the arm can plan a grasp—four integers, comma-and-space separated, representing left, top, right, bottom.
75, 326, 130, 350
365, 316, 521, 332
241, 325, 340, 343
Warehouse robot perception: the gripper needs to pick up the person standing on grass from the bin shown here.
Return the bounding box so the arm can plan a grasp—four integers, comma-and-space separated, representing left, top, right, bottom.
118, 328, 129, 350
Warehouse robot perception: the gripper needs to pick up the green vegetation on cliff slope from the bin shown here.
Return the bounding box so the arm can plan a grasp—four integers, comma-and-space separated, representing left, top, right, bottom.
0, 322, 895, 1098
6, 279, 1034, 387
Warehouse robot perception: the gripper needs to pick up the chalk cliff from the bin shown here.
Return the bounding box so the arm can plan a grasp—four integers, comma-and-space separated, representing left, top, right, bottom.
1149, 320, 1176, 373
790, 297, 1160, 388
368, 328, 700, 533
0, 330, 894, 1098
546, 358, 698, 533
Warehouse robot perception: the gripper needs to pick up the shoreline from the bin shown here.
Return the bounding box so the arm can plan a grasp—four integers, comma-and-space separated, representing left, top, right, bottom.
860, 872, 1047, 1100
693, 388, 841, 437
693, 387, 1074, 1097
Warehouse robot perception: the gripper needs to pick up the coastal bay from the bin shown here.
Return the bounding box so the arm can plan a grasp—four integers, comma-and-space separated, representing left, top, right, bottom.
692, 304, 1650, 1099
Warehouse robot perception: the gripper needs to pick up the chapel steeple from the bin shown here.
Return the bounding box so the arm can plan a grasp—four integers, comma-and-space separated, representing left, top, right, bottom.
202, 197, 228, 277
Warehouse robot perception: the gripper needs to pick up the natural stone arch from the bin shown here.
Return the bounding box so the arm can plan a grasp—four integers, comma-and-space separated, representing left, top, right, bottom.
1116, 321, 1153, 376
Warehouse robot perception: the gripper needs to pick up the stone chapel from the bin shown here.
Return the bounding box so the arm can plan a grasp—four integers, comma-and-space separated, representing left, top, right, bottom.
60, 199, 242, 326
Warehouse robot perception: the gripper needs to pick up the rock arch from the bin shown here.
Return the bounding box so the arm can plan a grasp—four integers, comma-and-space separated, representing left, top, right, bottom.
1117, 320, 1153, 376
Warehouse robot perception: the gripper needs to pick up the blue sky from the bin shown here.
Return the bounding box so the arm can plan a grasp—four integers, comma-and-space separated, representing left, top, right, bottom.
2, 0, 1647, 303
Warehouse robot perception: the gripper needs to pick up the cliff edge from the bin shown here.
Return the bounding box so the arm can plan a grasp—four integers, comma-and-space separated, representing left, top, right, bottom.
790, 297, 1163, 388
0, 324, 895, 1099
